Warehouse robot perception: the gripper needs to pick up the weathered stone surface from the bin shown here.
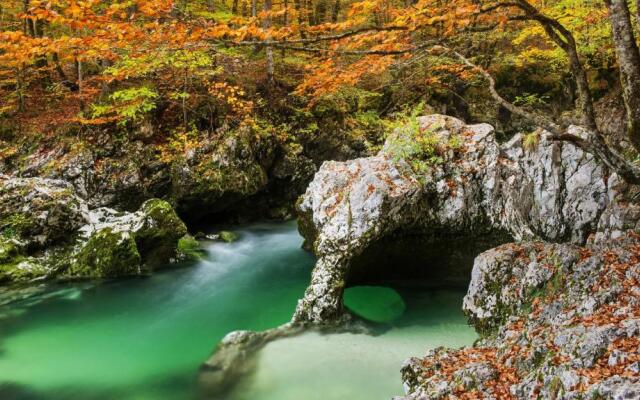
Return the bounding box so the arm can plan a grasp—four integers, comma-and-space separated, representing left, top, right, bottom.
199, 324, 305, 395
0, 176, 188, 283
400, 232, 640, 400
294, 115, 618, 323
0, 175, 87, 249
69, 228, 142, 278
7, 124, 321, 222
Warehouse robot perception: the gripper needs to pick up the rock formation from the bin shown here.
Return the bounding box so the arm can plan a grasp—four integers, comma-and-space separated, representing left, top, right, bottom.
0, 175, 189, 284
400, 232, 640, 399
291, 114, 640, 398
294, 114, 629, 323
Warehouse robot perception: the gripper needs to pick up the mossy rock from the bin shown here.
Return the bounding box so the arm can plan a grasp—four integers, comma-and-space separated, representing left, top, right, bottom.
0, 236, 22, 264
70, 228, 141, 278
135, 199, 188, 267
0, 178, 86, 249
177, 235, 204, 259
0, 236, 45, 283
0, 258, 49, 283
218, 231, 239, 243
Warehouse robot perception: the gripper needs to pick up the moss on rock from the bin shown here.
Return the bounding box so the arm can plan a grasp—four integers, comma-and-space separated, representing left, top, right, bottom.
0, 177, 87, 249
177, 234, 203, 259
0, 236, 22, 264
218, 231, 239, 243
1, 258, 49, 283
70, 228, 141, 278
0, 236, 44, 283
135, 198, 188, 267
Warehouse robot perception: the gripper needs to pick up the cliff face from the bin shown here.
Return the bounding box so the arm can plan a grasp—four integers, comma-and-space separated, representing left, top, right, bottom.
294, 114, 632, 324
1, 126, 313, 222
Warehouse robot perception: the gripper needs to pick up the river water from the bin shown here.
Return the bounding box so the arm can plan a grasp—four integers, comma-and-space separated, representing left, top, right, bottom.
0, 221, 475, 400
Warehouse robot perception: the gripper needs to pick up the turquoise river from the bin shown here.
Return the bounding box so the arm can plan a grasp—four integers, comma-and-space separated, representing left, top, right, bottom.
0, 221, 476, 400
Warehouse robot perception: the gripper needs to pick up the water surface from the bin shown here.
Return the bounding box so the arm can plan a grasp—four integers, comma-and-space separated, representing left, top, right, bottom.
0, 221, 475, 400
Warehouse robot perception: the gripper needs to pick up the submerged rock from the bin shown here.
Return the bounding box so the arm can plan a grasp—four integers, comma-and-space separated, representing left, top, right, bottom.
343, 286, 406, 323
294, 115, 620, 323
0, 175, 188, 284
199, 322, 371, 396
200, 326, 297, 394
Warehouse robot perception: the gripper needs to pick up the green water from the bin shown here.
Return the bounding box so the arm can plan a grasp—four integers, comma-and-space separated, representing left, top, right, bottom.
0, 221, 476, 400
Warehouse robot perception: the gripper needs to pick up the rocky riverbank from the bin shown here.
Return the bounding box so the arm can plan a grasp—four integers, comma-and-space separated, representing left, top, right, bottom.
0, 117, 381, 223
399, 232, 640, 399
0, 175, 189, 284
3, 112, 638, 399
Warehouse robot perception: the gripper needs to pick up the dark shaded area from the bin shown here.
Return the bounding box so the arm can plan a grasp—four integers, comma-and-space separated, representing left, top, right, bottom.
346, 230, 511, 291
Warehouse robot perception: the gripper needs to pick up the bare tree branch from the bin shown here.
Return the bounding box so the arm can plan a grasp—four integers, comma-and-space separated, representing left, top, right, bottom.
442, 45, 640, 184
211, 38, 435, 55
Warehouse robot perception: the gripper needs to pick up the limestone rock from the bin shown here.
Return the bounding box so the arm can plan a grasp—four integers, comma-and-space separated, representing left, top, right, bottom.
401, 232, 640, 400
294, 115, 615, 323
70, 228, 142, 278
0, 175, 87, 249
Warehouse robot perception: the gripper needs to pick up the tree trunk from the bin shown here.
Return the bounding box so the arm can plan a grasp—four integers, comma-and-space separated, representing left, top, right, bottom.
305, 0, 314, 25
241, 0, 248, 17
293, 0, 307, 38
315, 0, 327, 24
232, 0, 239, 14
16, 67, 25, 112
283, 0, 289, 26
605, 0, 640, 151
183, 69, 188, 130
263, 0, 275, 84
513, 0, 597, 131
23, 0, 33, 36
208, 0, 214, 12
252, 0, 257, 17
331, 0, 340, 22
76, 58, 83, 96
282, 0, 289, 56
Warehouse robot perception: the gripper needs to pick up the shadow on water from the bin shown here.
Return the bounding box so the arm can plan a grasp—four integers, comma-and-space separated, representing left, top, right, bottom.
0, 370, 203, 400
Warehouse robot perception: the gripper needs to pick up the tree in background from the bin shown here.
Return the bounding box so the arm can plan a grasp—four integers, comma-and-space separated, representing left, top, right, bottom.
1, 0, 640, 184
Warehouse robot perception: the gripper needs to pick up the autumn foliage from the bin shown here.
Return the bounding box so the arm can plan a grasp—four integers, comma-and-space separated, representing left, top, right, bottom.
0, 0, 636, 158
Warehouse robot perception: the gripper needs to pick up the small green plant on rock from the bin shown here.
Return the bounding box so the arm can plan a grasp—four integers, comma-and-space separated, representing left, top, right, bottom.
385, 104, 448, 175
218, 231, 239, 243
523, 131, 541, 152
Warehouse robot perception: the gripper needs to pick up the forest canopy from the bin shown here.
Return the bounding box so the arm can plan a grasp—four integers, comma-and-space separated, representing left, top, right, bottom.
1, 0, 640, 180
